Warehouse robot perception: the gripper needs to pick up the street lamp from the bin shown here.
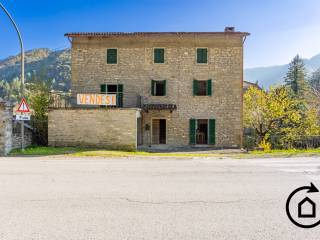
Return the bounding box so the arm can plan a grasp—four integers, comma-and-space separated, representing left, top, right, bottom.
0, 2, 25, 150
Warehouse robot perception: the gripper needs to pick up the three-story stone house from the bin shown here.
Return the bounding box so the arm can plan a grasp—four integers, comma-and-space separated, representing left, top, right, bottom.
49, 28, 249, 150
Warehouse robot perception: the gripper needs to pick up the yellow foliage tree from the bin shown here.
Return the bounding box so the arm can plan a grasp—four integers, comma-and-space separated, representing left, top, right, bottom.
244, 86, 320, 149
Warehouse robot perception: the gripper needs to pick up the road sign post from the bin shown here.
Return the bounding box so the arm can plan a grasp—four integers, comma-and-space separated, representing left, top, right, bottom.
17, 98, 30, 150
0, 2, 25, 151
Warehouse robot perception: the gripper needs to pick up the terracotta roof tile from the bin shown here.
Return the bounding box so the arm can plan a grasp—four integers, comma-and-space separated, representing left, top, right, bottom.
65, 32, 250, 37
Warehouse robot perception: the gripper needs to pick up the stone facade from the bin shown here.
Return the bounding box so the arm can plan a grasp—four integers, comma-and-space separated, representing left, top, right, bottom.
48, 108, 140, 150
0, 102, 13, 155
57, 31, 248, 149
12, 122, 33, 149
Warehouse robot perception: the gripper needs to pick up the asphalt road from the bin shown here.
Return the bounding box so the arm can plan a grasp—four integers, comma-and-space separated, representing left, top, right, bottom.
1, 156, 320, 239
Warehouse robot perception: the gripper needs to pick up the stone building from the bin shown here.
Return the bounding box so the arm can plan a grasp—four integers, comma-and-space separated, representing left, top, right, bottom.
49, 28, 249, 150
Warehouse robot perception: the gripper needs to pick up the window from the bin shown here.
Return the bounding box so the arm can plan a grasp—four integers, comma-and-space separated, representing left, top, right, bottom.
151, 80, 166, 96
189, 119, 215, 145
197, 48, 208, 64
107, 49, 117, 64
107, 85, 117, 93
193, 79, 212, 96
100, 84, 123, 107
154, 48, 165, 63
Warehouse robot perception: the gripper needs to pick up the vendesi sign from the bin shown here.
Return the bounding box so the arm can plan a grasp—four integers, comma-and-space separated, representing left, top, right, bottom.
77, 93, 117, 106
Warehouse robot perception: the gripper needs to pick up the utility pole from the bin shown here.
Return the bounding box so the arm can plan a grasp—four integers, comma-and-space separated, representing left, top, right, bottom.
0, 2, 25, 150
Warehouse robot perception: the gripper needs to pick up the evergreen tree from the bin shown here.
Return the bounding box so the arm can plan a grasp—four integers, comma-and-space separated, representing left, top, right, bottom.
309, 67, 320, 92
284, 55, 308, 97
309, 67, 320, 112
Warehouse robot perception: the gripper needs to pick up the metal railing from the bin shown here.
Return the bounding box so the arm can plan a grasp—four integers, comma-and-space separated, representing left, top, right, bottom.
244, 133, 320, 150
49, 91, 142, 109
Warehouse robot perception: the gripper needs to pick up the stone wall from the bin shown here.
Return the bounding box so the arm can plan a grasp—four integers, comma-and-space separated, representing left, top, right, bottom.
0, 102, 13, 155
0, 102, 33, 155
69, 33, 245, 148
12, 122, 33, 149
48, 108, 140, 150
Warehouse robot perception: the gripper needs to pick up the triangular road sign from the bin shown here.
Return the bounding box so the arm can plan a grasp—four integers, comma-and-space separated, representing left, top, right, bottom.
17, 98, 30, 113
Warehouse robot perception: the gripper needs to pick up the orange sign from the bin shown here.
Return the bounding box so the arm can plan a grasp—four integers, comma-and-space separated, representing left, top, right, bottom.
77, 93, 117, 106
17, 98, 30, 113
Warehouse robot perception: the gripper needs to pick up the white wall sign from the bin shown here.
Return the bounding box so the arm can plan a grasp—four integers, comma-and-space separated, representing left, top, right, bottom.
15, 115, 31, 121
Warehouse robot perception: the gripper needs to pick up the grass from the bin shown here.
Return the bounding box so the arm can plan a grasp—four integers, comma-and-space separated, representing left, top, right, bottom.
71, 150, 222, 158
10, 146, 85, 156
246, 148, 320, 157
9, 146, 320, 158
9, 146, 225, 157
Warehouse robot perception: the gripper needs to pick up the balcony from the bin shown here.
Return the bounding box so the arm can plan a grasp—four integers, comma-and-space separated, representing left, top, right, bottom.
49, 92, 177, 112
49, 91, 140, 109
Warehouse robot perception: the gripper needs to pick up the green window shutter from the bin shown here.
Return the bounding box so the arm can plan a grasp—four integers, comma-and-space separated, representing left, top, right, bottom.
117, 84, 123, 107
151, 80, 155, 96
207, 79, 212, 96
197, 48, 207, 63
209, 119, 216, 145
163, 80, 167, 96
100, 84, 106, 93
193, 80, 198, 96
107, 49, 117, 64
189, 119, 196, 145
154, 48, 164, 63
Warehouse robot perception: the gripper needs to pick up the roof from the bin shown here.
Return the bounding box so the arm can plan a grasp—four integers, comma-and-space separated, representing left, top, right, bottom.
65, 32, 250, 38
243, 81, 262, 90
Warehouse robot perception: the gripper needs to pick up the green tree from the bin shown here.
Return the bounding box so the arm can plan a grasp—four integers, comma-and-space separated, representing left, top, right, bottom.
309, 67, 320, 91
244, 86, 300, 139
0, 78, 22, 102
244, 86, 320, 149
26, 71, 52, 146
309, 68, 320, 112
284, 55, 308, 98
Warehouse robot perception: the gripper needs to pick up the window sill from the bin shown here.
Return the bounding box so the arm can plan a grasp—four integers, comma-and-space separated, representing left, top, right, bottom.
196, 63, 209, 65
193, 95, 212, 97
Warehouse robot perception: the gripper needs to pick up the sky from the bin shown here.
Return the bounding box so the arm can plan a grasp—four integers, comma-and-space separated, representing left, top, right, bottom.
0, 0, 320, 68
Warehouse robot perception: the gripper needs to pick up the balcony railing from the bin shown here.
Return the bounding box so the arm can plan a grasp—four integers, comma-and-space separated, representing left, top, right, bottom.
49, 91, 142, 109
49, 92, 177, 112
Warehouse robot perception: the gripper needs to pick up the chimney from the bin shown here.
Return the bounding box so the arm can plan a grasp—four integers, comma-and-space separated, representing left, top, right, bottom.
225, 27, 235, 32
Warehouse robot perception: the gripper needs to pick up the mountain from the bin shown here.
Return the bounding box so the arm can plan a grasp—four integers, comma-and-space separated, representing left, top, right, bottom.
0, 48, 71, 91
1, 48, 320, 91
245, 53, 320, 89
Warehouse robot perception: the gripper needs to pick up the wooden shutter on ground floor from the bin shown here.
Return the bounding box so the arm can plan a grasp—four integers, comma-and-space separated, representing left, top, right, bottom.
209, 119, 216, 145
189, 119, 196, 145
